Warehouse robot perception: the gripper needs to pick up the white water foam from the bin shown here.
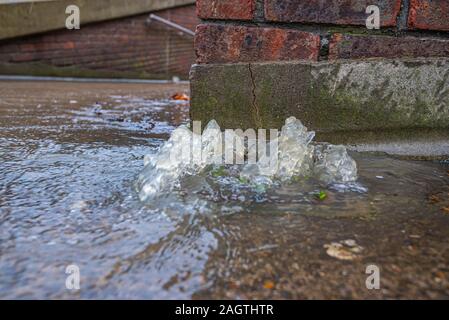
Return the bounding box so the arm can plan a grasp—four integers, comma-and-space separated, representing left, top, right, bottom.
137, 117, 358, 202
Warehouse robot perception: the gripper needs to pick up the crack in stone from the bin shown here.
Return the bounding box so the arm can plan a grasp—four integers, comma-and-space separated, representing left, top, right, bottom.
248, 63, 262, 128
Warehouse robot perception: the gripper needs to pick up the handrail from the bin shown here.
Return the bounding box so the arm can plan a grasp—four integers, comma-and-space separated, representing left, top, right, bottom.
147, 14, 195, 37
0, 0, 196, 40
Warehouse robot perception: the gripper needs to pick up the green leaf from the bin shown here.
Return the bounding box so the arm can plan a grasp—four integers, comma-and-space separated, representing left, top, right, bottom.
316, 190, 327, 201
239, 177, 249, 184
254, 184, 266, 193
211, 166, 226, 177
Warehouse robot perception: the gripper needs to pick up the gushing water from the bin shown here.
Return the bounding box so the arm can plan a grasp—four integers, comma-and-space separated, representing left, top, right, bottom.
137, 117, 358, 202
2, 81, 448, 299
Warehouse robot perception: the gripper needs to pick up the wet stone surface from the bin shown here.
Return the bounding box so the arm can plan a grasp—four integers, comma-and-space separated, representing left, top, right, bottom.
0, 81, 448, 299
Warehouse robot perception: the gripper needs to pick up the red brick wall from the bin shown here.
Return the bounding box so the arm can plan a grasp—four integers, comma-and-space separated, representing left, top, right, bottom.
195, 0, 449, 64
0, 4, 198, 79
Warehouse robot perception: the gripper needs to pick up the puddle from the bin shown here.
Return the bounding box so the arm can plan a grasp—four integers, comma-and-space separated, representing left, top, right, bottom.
0, 81, 448, 299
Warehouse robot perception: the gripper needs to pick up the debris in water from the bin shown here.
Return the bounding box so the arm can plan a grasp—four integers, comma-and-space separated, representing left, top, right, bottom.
211, 166, 227, 177
137, 117, 359, 202
92, 102, 103, 115
324, 240, 363, 261
316, 190, 327, 201
263, 280, 275, 289
171, 93, 190, 101
429, 194, 441, 203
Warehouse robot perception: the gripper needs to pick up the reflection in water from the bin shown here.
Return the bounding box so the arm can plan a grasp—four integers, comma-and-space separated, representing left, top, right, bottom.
0, 81, 448, 299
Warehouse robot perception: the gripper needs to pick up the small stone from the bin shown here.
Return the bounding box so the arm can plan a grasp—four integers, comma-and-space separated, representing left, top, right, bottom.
263, 280, 275, 289
324, 243, 356, 261
343, 239, 357, 247
324, 240, 363, 261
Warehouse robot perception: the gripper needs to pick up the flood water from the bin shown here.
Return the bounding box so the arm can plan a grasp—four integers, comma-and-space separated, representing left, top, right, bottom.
1, 81, 448, 299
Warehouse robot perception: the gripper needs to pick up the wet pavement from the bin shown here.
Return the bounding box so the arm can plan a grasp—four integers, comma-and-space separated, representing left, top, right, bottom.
0, 81, 448, 299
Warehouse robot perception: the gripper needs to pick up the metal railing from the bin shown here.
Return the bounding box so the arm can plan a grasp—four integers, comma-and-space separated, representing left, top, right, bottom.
146, 13, 195, 37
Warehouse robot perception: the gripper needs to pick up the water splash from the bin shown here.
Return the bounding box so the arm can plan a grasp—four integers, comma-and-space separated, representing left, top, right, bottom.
136, 117, 358, 202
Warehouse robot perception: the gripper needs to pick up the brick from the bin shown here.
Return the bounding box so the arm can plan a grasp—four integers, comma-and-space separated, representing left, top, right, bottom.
408, 0, 449, 31
63, 41, 75, 50
11, 53, 37, 62
265, 0, 401, 27
329, 33, 449, 60
197, 0, 255, 20
0, 4, 199, 79
195, 24, 320, 64
19, 44, 36, 52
